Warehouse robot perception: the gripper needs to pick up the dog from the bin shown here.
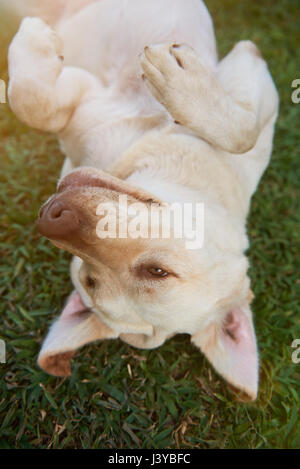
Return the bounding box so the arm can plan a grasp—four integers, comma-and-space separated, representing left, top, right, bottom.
6, 0, 279, 400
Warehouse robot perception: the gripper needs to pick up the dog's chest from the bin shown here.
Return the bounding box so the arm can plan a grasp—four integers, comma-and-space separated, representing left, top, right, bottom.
59, 87, 169, 171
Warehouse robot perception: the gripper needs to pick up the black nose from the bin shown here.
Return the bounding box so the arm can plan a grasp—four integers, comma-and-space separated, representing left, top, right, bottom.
37, 198, 80, 239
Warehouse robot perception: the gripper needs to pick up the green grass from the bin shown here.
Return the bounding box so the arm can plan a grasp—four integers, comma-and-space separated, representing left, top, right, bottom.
0, 0, 299, 449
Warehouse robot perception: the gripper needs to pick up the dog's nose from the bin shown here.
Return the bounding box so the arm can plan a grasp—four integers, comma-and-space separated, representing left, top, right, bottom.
37, 199, 80, 239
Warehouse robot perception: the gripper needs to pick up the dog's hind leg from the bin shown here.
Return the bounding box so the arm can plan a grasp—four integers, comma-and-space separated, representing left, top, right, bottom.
8, 17, 101, 133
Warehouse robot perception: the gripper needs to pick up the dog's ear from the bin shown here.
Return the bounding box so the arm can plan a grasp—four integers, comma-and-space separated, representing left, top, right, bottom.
38, 291, 118, 376
191, 305, 258, 401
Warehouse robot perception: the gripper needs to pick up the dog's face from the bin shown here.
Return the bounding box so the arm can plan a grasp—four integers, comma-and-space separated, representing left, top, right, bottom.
37, 167, 258, 400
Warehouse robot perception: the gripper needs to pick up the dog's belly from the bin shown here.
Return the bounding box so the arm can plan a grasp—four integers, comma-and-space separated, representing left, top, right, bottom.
59, 87, 169, 171
57, 0, 217, 170
58, 0, 217, 88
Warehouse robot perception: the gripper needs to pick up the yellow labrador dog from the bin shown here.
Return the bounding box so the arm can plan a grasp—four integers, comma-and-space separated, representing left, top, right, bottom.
7, 0, 278, 400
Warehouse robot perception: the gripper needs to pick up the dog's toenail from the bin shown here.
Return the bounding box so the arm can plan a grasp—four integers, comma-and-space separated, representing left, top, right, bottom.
59, 55, 64, 61
172, 44, 181, 48
175, 57, 183, 68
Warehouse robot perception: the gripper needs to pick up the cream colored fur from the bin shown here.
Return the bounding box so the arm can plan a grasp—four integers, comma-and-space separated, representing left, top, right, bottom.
6, 0, 279, 400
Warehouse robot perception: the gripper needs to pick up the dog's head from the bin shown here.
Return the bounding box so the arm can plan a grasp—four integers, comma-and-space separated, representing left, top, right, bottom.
37, 167, 258, 400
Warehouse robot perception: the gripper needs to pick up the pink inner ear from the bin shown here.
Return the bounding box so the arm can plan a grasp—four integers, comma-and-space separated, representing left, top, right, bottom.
219, 307, 258, 399
223, 308, 256, 354
61, 292, 87, 320
38, 290, 119, 377
192, 305, 258, 400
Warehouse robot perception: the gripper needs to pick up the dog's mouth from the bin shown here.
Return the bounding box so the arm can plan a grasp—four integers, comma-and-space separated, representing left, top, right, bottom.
57, 167, 161, 205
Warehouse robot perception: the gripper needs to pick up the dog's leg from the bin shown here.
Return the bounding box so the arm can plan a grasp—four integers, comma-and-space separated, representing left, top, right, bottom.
141, 41, 278, 154
8, 17, 100, 133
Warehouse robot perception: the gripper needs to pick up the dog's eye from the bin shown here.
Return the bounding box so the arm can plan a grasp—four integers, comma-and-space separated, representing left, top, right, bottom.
147, 267, 169, 278
85, 276, 96, 289
135, 263, 175, 280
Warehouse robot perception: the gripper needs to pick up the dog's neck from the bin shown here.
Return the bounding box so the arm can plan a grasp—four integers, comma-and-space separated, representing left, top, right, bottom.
126, 167, 250, 255
126, 169, 203, 205
110, 126, 250, 220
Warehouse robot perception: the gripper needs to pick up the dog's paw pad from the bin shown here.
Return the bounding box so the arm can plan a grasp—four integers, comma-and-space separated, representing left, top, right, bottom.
169, 44, 198, 71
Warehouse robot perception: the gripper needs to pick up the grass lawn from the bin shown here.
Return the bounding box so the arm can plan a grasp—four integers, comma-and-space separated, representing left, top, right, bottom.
0, 0, 299, 449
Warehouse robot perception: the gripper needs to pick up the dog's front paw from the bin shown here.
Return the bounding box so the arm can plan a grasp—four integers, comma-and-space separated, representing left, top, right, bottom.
8, 17, 65, 130
13, 17, 63, 58
140, 43, 208, 125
